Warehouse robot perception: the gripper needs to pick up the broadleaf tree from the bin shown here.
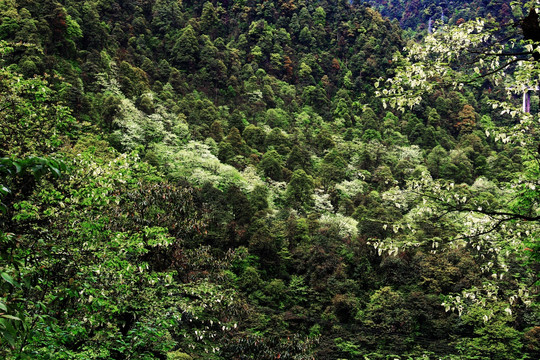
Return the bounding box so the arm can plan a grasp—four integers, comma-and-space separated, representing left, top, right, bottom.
376, 0, 540, 321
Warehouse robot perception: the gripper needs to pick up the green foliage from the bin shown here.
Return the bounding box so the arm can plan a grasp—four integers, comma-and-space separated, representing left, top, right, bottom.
320, 150, 348, 188
456, 304, 524, 360
173, 25, 199, 68
259, 150, 284, 181
167, 351, 192, 360
0, 156, 67, 356
285, 169, 314, 210
334, 337, 362, 357
364, 286, 413, 335
0, 156, 66, 213
0, 1, 538, 359
243, 124, 265, 151
150, 141, 258, 190
0, 67, 75, 157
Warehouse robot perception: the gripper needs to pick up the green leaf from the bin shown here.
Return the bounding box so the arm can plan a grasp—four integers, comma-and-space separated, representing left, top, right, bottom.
0, 319, 17, 347
0, 302, 7, 311
0, 314, 21, 321
1, 272, 19, 288
49, 166, 61, 178
13, 161, 22, 174
31, 164, 44, 177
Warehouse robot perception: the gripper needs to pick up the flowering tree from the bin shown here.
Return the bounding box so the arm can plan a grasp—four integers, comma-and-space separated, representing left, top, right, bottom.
375, 2, 540, 329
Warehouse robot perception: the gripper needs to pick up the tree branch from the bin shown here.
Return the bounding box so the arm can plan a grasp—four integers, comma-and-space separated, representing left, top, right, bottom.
413, 189, 540, 222
469, 50, 533, 57
479, 57, 533, 78
451, 217, 508, 242
467, 209, 540, 222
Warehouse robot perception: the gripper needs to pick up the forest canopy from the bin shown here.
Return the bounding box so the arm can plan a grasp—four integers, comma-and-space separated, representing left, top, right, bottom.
0, 0, 539, 359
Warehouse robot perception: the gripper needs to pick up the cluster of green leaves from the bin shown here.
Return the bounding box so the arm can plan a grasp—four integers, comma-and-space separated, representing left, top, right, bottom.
0, 67, 75, 158
0, 156, 66, 213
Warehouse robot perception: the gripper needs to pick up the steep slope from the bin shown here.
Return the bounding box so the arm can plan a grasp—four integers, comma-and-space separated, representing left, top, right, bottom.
0, 1, 538, 359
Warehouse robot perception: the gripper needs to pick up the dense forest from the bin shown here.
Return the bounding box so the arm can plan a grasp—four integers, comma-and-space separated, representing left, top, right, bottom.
0, 0, 539, 359
361, 0, 517, 31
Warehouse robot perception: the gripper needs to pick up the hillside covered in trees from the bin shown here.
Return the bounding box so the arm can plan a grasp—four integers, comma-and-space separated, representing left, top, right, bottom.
361, 0, 517, 31
0, 0, 539, 359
